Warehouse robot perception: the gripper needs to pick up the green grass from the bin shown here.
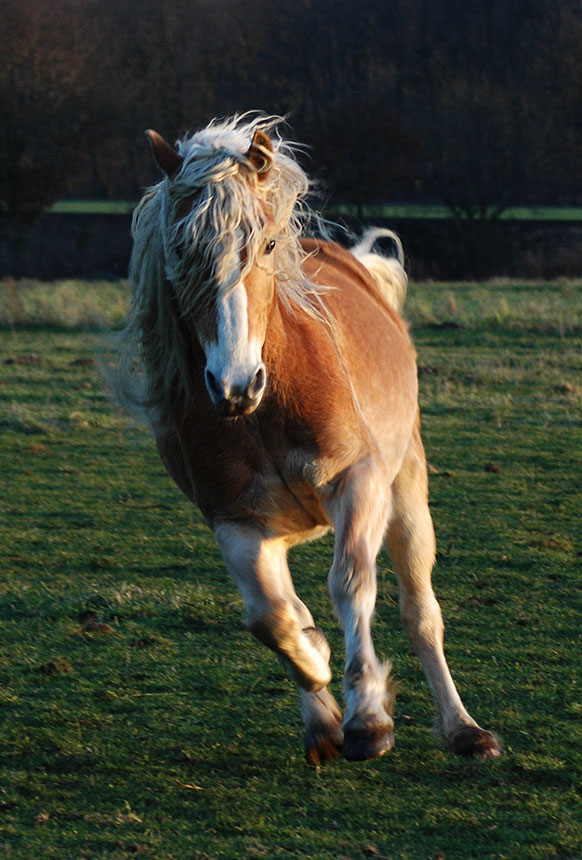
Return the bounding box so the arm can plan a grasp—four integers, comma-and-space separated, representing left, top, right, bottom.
48, 200, 582, 221
49, 201, 138, 215
0, 278, 129, 330
1, 280, 581, 859
330, 203, 582, 221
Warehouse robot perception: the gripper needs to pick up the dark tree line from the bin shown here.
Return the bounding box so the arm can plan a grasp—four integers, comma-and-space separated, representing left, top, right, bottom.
1, 0, 581, 223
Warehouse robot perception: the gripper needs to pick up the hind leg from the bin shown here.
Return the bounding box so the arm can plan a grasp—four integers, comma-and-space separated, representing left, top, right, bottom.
385, 422, 500, 757
215, 521, 343, 762
327, 458, 395, 761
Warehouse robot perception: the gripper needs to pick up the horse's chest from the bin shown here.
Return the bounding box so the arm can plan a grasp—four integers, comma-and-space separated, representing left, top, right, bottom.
238, 465, 329, 535
223, 437, 332, 535
177, 416, 329, 534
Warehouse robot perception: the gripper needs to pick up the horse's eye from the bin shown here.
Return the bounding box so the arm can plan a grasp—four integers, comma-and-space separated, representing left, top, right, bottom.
265, 239, 276, 255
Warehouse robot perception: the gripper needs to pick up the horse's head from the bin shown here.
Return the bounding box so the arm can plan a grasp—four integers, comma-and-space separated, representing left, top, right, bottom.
147, 127, 279, 418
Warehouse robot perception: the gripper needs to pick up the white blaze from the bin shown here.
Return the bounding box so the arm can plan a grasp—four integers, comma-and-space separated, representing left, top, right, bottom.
204, 280, 262, 395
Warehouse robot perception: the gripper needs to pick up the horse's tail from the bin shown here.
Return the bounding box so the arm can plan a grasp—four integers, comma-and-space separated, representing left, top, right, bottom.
351, 228, 407, 313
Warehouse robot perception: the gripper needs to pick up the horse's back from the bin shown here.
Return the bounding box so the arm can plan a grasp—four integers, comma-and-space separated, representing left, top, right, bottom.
298, 239, 418, 456
301, 238, 407, 318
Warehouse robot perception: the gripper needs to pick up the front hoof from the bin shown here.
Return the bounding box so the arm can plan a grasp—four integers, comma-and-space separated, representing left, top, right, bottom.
447, 725, 502, 759
305, 727, 344, 765
342, 723, 394, 762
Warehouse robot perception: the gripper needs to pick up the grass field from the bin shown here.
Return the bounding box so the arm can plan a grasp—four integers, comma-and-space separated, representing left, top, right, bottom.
1, 279, 581, 859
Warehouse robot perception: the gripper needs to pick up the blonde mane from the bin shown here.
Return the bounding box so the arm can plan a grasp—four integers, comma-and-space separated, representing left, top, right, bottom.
115, 114, 326, 425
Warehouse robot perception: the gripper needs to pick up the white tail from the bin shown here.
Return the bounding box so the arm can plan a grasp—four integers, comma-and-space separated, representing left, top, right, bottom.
351, 228, 407, 313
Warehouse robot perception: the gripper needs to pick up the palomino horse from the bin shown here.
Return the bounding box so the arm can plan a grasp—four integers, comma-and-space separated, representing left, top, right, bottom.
116, 115, 499, 763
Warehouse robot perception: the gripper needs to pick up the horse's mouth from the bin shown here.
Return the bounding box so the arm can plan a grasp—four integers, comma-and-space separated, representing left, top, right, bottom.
213, 396, 262, 419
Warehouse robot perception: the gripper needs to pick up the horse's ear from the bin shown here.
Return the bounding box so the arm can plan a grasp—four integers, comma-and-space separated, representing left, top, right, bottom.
146, 129, 184, 179
246, 130, 273, 181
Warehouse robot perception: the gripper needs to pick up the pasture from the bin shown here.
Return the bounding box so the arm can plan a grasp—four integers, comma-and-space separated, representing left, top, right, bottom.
1, 278, 581, 859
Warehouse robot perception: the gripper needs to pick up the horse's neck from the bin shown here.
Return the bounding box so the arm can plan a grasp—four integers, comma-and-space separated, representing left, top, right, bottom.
264, 293, 358, 429
263, 296, 324, 396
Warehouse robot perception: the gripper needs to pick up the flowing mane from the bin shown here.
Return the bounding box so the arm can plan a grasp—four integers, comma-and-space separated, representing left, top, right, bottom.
116, 114, 326, 424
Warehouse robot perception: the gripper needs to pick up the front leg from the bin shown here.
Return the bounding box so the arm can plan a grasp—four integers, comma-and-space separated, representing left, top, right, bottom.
300, 687, 344, 765
326, 459, 395, 761
214, 521, 343, 762
215, 521, 332, 691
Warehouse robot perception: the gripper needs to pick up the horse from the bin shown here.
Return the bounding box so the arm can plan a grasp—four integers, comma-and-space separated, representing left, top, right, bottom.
114, 114, 500, 763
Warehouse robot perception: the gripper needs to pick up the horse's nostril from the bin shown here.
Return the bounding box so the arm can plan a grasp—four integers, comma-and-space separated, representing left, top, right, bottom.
249, 364, 266, 399
205, 368, 224, 402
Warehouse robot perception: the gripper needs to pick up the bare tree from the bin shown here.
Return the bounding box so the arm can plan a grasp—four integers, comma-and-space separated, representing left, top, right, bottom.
1, 0, 580, 216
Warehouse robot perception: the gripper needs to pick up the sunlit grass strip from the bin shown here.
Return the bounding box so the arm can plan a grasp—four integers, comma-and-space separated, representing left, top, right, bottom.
498, 206, 582, 221
49, 200, 137, 215
329, 203, 582, 221
48, 201, 582, 220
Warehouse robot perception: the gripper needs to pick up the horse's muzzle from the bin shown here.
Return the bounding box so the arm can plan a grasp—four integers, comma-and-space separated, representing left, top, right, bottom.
204, 364, 266, 417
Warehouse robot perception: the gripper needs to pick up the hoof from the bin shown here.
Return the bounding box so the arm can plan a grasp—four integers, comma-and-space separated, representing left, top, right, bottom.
447, 725, 502, 759
342, 722, 394, 762
302, 687, 343, 765
304, 726, 344, 765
